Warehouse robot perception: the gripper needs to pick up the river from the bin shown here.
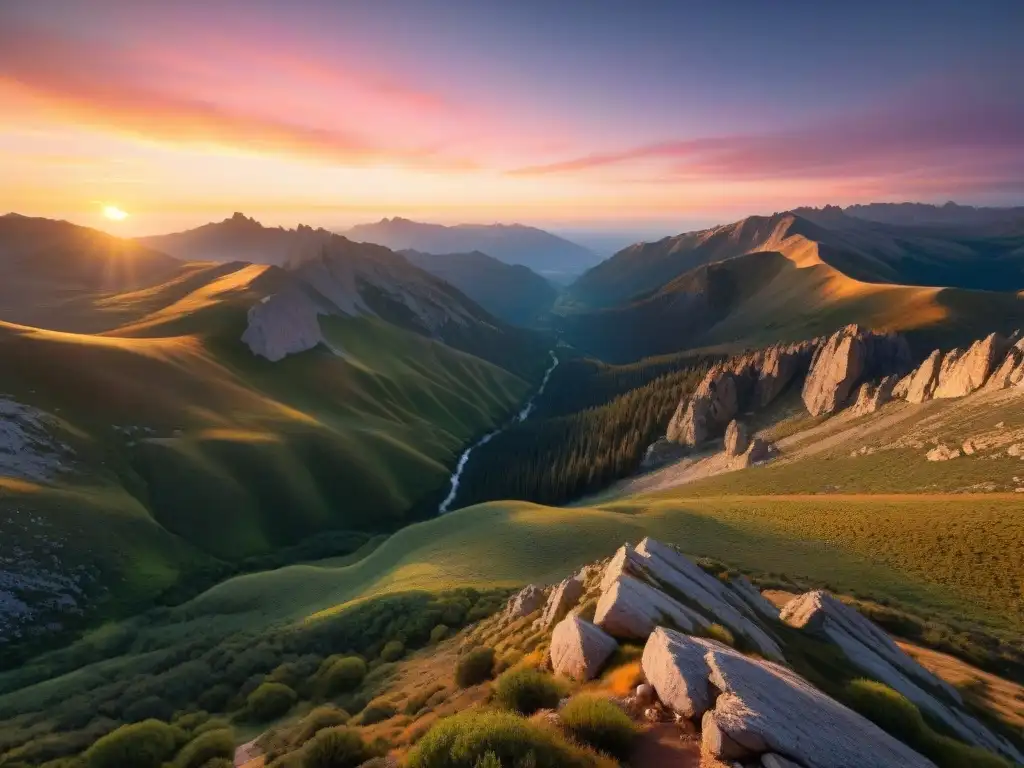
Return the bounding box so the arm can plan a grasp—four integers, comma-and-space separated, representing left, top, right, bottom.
438, 350, 559, 514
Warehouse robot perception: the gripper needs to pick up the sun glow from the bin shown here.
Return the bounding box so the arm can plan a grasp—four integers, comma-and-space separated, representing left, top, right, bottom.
103, 205, 128, 221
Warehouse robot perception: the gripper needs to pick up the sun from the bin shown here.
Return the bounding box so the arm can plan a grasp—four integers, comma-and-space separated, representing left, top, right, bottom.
103, 205, 129, 221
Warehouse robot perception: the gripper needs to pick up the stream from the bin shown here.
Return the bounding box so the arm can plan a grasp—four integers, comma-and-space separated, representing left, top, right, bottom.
438, 350, 559, 514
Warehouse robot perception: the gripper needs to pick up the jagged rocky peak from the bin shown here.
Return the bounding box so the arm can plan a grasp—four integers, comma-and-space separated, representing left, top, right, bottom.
528, 537, 1022, 766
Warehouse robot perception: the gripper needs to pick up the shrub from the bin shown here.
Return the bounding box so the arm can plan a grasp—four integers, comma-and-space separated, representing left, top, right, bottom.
406, 710, 595, 768
492, 669, 563, 716
192, 718, 231, 736
559, 695, 637, 759
318, 656, 367, 696
302, 726, 376, 768
247, 682, 297, 722
172, 711, 211, 734
295, 705, 351, 745
380, 641, 405, 663
358, 700, 397, 725
83, 719, 179, 768
430, 625, 450, 644
174, 729, 235, 768
456, 647, 495, 688
198, 684, 233, 712
123, 695, 175, 723
405, 685, 446, 715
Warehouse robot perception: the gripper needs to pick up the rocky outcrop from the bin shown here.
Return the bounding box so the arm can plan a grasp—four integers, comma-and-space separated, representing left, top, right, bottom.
504, 585, 545, 621
925, 444, 960, 461
852, 375, 898, 416
900, 349, 942, 403
739, 437, 773, 466
599, 541, 783, 660
668, 341, 819, 446
642, 628, 935, 767
933, 333, 1006, 399
724, 419, 749, 456
781, 591, 1023, 762
595, 573, 709, 639
985, 335, 1024, 390
729, 576, 780, 621
801, 325, 910, 416
538, 576, 584, 629
242, 287, 325, 362
550, 615, 617, 680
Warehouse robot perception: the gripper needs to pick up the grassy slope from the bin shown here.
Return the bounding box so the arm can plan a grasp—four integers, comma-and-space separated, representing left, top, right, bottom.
0, 267, 531, 622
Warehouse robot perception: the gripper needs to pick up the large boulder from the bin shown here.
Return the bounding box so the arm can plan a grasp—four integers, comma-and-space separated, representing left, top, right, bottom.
641, 628, 935, 767
723, 419, 750, 456
539, 576, 584, 629
595, 574, 709, 639
901, 349, 941, 403
739, 437, 774, 466
933, 333, 1006, 398
667, 365, 741, 445
550, 615, 617, 680
781, 591, 1023, 763
504, 585, 545, 621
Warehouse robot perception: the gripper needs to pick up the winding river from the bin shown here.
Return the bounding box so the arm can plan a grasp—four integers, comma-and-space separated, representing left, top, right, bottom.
438, 350, 559, 514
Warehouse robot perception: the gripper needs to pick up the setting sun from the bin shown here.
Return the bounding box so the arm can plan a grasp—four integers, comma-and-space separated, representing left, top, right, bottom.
103, 205, 128, 221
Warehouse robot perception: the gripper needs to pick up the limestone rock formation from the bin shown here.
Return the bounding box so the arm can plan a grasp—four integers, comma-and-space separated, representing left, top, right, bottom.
550, 615, 617, 680
933, 333, 1005, 399
667, 365, 740, 445
729, 576, 780, 621
754, 341, 817, 407
539, 575, 584, 629
901, 349, 942, 403
642, 628, 934, 767
595, 573, 709, 639
985, 336, 1024, 390
852, 375, 898, 416
801, 325, 910, 416
242, 288, 325, 362
781, 591, 1022, 762
724, 419, 749, 456
504, 585, 545, 621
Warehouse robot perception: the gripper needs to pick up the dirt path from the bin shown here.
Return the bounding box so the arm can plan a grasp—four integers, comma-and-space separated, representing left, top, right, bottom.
669, 492, 1024, 502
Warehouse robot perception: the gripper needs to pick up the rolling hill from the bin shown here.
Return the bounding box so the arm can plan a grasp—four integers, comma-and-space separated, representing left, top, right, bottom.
343, 217, 598, 279
400, 249, 558, 326
562, 211, 1024, 361
0, 216, 550, 649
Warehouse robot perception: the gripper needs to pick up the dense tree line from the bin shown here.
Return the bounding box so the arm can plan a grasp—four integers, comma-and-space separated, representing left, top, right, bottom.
455, 355, 714, 507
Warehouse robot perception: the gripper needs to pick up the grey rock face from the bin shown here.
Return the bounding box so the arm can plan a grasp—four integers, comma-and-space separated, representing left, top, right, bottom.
504, 584, 545, 621
902, 349, 942, 403
539, 576, 584, 629
740, 437, 774, 466
242, 287, 325, 362
781, 591, 1023, 763
724, 419, 750, 456
642, 628, 935, 768
852, 375, 898, 416
550, 614, 617, 680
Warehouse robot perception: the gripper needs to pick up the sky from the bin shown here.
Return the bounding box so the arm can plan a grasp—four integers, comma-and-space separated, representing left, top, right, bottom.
2, 0, 1023, 238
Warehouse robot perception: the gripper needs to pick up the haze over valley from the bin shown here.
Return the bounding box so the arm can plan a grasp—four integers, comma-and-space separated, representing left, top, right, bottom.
2, 2, 1024, 767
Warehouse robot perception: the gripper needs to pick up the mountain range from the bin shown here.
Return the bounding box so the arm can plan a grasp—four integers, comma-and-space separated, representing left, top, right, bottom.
343, 216, 599, 279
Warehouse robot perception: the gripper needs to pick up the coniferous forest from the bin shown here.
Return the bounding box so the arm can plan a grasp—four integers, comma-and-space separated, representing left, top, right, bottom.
453, 351, 716, 507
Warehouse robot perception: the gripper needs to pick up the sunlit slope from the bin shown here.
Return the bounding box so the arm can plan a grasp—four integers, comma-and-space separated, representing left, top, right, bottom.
562, 236, 1024, 361
0, 311, 529, 617
181, 491, 1021, 638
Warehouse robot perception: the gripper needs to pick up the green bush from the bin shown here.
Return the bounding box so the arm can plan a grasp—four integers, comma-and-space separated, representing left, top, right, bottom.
192, 718, 231, 736
380, 640, 405, 663
407, 710, 593, 768
705, 624, 735, 648
843, 680, 1010, 768
318, 656, 367, 696
296, 705, 351, 745
198, 684, 234, 712
175, 729, 235, 768
492, 669, 563, 716
247, 682, 297, 722
455, 647, 495, 688
302, 726, 376, 768
430, 624, 450, 644
358, 700, 397, 725
83, 719, 179, 768
559, 695, 636, 759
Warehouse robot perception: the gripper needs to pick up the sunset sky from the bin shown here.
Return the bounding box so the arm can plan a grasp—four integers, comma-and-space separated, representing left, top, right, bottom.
2, 0, 1023, 237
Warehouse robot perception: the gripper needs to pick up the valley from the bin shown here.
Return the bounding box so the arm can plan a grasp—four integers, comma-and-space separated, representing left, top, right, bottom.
2, 202, 1024, 768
